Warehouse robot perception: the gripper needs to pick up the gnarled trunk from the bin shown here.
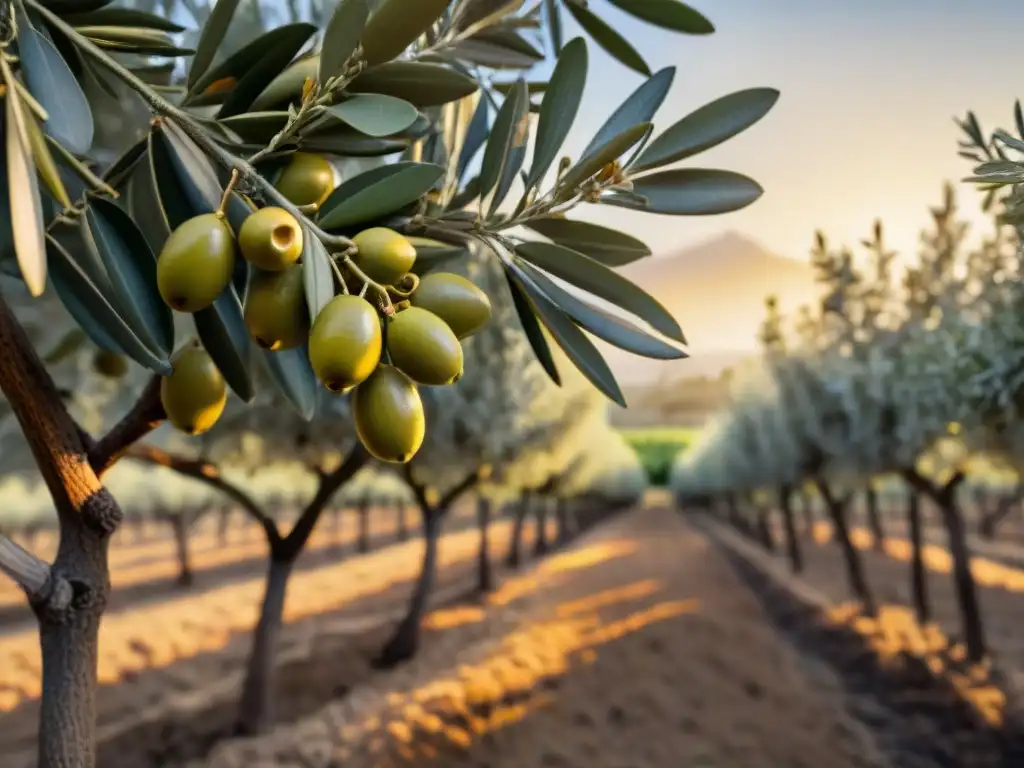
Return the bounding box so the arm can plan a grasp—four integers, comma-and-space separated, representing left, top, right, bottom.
375, 511, 441, 668
236, 556, 293, 735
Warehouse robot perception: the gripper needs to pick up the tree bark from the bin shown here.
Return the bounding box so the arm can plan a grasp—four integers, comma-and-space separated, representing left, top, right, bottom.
817, 481, 876, 615
906, 488, 930, 624
357, 502, 371, 554
864, 483, 886, 551
533, 497, 550, 557
375, 511, 442, 668
235, 556, 293, 735
171, 513, 193, 588
778, 486, 803, 573
506, 496, 528, 568
476, 496, 493, 594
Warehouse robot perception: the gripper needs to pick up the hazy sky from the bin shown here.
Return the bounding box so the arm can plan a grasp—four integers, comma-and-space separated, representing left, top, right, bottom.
551, 0, 1024, 267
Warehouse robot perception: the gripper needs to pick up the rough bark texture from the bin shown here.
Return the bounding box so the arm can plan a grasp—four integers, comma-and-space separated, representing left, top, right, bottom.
778, 487, 803, 573
476, 496, 493, 593
235, 557, 293, 735
906, 489, 930, 625
375, 511, 442, 668
864, 484, 886, 551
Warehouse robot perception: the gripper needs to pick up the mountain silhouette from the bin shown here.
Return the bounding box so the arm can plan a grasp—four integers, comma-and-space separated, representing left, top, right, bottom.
598, 231, 817, 387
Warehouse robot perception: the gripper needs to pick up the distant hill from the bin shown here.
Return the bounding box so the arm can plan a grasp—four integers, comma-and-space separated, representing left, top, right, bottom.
598, 231, 816, 388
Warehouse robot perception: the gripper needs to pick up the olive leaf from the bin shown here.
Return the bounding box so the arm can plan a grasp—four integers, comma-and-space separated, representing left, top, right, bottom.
16, 13, 94, 154
217, 24, 319, 119
515, 240, 683, 343
62, 7, 187, 32
25, 113, 71, 209
326, 94, 419, 138
558, 121, 651, 192
84, 197, 174, 355
450, 29, 545, 68
361, 0, 454, 66
318, 162, 444, 229
564, 0, 649, 77
478, 79, 528, 212
249, 57, 318, 111
349, 62, 479, 107
187, 0, 244, 91
544, 0, 562, 54
605, 0, 714, 34
633, 88, 780, 172
524, 218, 650, 266
503, 267, 560, 385
506, 261, 624, 406
261, 346, 318, 421
513, 257, 685, 359
46, 235, 172, 374
4, 61, 48, 298
602, 168, 764, 215
301, 228, 334, 322
456, 95, 489, 181
194, 286, 255, 403
580, 67, 674, 161
298, 131, 409, 157
526, 37, 587, 191
318, 0, 370, 83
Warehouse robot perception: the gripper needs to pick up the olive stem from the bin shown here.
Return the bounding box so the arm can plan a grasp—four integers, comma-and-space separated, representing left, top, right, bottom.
27, 0, 354, 250
217, 169, 240, 216
327, 258, 349, 295
339, 255, 393, 311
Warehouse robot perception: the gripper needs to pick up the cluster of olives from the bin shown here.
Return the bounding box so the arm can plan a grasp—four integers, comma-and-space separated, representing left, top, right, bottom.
154, 153, 492, 464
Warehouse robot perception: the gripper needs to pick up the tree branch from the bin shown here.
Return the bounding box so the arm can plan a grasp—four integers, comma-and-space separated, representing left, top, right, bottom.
0, 535, 51, 601
281, 443, 369, 558
439, 468, 483, 511
402, 464, 431, 513
0, 293, 118, 533
89, 375, 165, 476
124, 444, 280, 545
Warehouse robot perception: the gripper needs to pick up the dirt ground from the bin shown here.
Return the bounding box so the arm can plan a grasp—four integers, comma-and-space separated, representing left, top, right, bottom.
184, 504, 888, 768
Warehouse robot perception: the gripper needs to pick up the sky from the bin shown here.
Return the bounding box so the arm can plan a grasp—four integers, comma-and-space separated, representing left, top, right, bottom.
549, 0, 1024, 266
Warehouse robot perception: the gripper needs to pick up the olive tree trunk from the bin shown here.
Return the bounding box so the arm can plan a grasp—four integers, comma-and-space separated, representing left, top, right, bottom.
532, 497, 550, 557
817, 480, 876, 615
555, 497, 577, 546
906, 488, 930, 624
476, 495, 494, 594
864, 483, 886, 551
778, 486, 803, 573
506, 495, 529, 568
375, 511, 442, 668
171, 512, 194, 588
904, 470, 985, 661
357, 501, 371, 554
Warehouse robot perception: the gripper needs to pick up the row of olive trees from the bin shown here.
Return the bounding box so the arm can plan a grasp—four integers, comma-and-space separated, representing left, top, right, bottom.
672, 141, 1024, 665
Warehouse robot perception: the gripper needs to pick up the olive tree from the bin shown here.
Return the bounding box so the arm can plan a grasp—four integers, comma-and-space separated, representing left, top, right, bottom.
0, 0, 777, 764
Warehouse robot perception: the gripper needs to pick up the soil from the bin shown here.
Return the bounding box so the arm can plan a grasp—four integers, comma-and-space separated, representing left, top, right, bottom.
183, 504, 887, 768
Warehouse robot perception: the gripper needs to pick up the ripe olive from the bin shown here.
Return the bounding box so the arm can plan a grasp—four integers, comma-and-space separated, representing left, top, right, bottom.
410, 272, 491, 339
238, 207, 304, 272
351, 227, 416, 286
157, 213, 236, 313
160, 346, 228, 435
308, 294, 383, 393
275, 152, 336, 210
353, 364, 425, 463
243, 266, 309, 351
387, 306, 463, 386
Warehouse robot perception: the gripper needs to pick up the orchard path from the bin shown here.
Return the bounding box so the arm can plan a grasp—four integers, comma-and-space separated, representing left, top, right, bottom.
193, 500, 889, 768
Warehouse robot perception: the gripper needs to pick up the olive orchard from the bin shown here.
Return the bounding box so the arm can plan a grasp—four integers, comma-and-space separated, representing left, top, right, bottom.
0, 0, 777, 765
672, 113, 1024, 666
